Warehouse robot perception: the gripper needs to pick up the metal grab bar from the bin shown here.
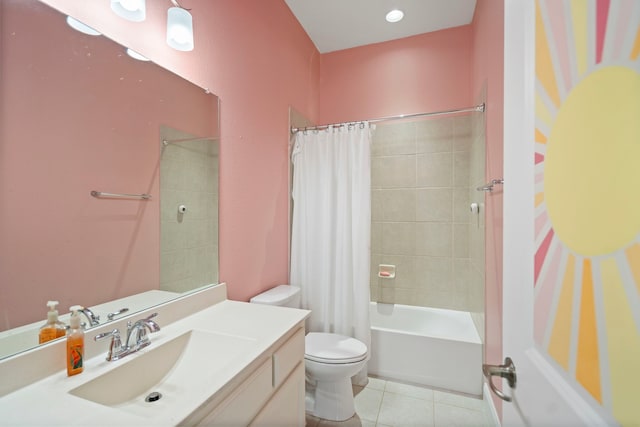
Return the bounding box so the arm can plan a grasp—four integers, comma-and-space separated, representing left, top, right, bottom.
477, 179, 504, 192
91, 191, 151, 200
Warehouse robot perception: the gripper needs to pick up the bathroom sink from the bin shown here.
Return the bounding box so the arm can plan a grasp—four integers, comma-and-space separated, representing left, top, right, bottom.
69, 330, 255, 412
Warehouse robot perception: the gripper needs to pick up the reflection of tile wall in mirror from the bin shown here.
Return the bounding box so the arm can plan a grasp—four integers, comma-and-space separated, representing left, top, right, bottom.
0, 0, 220, 359
160, 125, 219, 293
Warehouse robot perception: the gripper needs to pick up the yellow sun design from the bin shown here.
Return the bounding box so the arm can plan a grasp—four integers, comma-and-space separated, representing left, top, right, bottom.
533, 1, 640, 425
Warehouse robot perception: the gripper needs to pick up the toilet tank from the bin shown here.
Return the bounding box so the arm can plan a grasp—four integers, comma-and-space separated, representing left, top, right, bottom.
249, 285, 301, 308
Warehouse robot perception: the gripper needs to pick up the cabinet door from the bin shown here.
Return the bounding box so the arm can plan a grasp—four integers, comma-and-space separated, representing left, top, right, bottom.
250, 362, 305, 427
273, 327, 305, 388
196, 359, 272, 426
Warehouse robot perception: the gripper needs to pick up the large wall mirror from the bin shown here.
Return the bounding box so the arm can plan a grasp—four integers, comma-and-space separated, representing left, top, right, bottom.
0, 0, 220, 359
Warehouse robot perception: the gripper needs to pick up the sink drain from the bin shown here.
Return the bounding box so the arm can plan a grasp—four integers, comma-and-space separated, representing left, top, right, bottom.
145, 391, 162, 402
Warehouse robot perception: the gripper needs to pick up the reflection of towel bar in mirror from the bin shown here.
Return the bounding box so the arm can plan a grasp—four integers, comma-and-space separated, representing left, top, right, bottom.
90, 191, 152, 200
476, 179, 504, 192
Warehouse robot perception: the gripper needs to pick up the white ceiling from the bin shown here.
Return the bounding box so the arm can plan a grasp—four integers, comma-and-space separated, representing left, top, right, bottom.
284, 0, 478, 54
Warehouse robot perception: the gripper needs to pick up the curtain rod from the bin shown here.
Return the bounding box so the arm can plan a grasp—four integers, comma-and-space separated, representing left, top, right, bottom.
290, 103, 485, 134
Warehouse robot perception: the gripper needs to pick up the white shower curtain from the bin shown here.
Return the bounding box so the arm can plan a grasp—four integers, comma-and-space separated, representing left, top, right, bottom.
290, 123, 372, 386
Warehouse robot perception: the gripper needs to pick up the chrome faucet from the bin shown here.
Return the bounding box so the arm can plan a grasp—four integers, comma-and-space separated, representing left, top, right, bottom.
94, 313, 160, 362
125, 313, 161, 351
94, 329, 127, 361
78, 306, 101, 328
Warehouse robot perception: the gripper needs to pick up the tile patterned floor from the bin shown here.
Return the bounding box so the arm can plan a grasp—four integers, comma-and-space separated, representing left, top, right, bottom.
306, 377, 496, 427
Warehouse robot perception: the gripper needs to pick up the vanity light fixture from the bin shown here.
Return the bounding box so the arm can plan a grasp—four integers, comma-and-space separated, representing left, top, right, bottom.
385, 9, 404, 23
111, 0, 146, 22
66, 16, 101, 36
166, 0, 194, 51
126, 48, 150, 61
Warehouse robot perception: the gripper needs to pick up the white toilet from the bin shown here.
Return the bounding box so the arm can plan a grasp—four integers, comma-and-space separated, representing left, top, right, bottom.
250, 285, 368, 422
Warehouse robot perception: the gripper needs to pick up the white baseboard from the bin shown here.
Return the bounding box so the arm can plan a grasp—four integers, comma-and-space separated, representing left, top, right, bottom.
483, 383, 501, 426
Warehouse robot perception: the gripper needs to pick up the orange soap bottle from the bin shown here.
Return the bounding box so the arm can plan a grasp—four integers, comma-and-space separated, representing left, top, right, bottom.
66, 305, 84, 376
38, 301, 66, 344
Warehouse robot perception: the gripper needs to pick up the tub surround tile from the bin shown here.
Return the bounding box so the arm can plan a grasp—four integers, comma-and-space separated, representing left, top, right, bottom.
372, 156, 417, 189
453, 189, 471, 224
453, 151, 471, 188
382, 222, 417, 255
373, 123, 417, 156
414, 256, 453, 292
453, 224, 470, 258
378, 189, 417, 222
415, 223, 452, 256
417, 152, 453, 188
415, 116, 454, 139
370, 114, 484, 315
415, 188, 452, 222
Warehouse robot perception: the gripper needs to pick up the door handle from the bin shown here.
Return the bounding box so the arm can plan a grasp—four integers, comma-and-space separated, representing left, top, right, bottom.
482, 357, 517, 402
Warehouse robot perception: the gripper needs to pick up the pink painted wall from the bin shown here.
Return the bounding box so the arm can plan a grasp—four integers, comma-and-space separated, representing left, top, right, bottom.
318, 26, 473, 124
33, 0, 320, 304
471, 0, 505, 416
0, 0, 217, 329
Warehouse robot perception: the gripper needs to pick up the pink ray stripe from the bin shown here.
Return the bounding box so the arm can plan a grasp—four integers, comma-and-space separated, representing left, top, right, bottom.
612, 0, 635, 60
535, 152, 545, 164
536, 172, 545, 184
544, 0, 572, 91
535, 210, 549, 239
535, 228, 555, 285
596, 0, 611, 64
534, 241, 563, 345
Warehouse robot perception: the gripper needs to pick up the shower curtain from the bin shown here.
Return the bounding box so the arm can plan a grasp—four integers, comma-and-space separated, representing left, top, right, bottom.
290, 123, 372, 386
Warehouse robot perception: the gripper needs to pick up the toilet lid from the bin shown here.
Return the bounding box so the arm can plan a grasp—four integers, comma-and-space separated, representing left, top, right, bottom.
304, 332, 368, 364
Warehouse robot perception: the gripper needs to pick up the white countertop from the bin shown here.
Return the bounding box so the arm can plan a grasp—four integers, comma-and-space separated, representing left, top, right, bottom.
0, 298, 309, 426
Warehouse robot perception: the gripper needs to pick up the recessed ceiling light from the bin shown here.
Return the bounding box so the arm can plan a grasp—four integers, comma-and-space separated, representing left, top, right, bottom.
385, 9, 404, 23
66, 16, 101, 36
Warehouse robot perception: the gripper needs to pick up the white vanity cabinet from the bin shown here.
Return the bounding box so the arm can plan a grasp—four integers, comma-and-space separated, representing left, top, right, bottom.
0, 287, 311, 427
191, 325, 306, 427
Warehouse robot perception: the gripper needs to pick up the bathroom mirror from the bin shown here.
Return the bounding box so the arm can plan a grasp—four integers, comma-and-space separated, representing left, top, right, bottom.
0, 0, 220, 359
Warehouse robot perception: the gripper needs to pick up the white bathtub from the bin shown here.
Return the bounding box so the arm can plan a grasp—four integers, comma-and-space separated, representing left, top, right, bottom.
368, 302, 483, 396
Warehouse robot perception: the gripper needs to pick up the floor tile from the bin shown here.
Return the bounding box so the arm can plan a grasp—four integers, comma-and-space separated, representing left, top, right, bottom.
366, 376, 387, 391
377, 392, 435, 427
307, 377, 495, 427
434, 402, 492, 427
317, 414, 369, 427
354, 387, 384, 422
306, 413, 321, 427
385, 381, 434, 401
433, 390, 485, 411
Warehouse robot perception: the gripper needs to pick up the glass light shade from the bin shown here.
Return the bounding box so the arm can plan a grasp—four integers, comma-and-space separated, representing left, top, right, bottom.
66, 16, 101, 36
126, 48, 150, 61
166, 7, 194, 51
385, 9, 404, 23
111, 0, 146, 22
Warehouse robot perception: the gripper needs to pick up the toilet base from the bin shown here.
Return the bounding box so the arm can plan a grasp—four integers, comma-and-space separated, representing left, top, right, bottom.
305, 378, 355, 422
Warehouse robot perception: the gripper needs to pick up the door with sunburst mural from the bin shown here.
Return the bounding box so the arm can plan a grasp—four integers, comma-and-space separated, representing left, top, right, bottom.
502, 1, 639, 426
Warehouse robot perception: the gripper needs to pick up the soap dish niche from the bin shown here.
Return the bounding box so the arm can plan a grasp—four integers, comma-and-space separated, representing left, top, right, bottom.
378, 264, 396, 279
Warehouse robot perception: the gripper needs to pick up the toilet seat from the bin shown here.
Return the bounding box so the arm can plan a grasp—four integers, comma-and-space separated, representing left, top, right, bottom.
304, 332, 367, 364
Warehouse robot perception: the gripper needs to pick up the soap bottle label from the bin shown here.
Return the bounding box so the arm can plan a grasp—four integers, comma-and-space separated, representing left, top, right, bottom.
68, 344, 83, 375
